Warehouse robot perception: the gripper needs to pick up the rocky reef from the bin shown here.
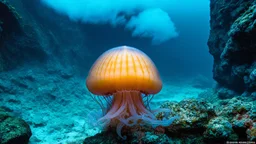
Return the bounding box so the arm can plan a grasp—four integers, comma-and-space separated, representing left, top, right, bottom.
0, 107, 32, 144
208, 0, 256, 97
84, 91, 256, 143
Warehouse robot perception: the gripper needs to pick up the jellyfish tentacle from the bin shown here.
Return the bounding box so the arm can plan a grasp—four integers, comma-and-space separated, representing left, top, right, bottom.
89, 94, 106, 114
127, 92, 138, 116
98, 94, 123, 122
133, 94, 156, 119
95, 91, 179, 140
116, 122, 126, 140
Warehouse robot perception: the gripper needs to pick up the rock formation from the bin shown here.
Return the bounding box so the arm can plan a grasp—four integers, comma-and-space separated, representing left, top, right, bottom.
208, 0, 256, 97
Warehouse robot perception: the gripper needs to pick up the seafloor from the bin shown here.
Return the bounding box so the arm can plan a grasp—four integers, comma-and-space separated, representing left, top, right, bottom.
0, 66, 212, 143
0, 0, 256, 144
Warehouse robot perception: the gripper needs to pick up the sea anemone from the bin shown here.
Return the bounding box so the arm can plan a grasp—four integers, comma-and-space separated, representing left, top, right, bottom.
86, 46, 178, 139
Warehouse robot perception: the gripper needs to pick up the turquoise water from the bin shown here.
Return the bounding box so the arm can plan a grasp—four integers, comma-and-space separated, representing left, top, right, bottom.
0, 0, 215, 143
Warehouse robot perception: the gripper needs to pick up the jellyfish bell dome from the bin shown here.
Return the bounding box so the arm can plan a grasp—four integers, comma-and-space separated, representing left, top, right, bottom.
86, 45, 162, 95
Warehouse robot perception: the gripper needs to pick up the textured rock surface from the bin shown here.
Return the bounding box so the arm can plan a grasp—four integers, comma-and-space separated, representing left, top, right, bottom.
84, 91, 256, 143
83, 131, 172, 144
0, 0, 23, 71
208, 0, 256, 96
159, 99, 216, 134
0, 108, 32, 144
246, 122, 256, 141
0, 0, 49, 73
203, 117, 234, 141
0, 66, 100, 143
83, 130, 204, 144
160, 97, 255, 142
0, 0, 91, 73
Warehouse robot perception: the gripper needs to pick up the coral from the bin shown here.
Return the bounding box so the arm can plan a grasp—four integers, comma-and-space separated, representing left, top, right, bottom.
248, 105, 256, 120
215, 97, 253, 119
84, 97, 256, 142
156, 97, 256, 141
246, 122, 256, 141
158, 99, 216, 134
214, 97, 256, 140
203, 117, 234, 141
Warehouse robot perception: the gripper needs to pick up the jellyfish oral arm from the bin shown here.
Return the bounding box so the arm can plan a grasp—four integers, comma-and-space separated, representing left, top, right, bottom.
97, 91, 178, 139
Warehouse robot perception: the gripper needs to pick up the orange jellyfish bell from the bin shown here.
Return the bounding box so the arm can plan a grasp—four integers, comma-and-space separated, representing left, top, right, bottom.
86, 46, 178, 140
86, 45, 162, 95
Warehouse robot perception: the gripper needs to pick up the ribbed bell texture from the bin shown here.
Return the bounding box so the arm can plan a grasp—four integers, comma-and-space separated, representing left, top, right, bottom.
86, 46, 162, 95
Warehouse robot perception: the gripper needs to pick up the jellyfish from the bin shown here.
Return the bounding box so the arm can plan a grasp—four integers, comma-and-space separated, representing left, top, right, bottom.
86, 46, 178, 139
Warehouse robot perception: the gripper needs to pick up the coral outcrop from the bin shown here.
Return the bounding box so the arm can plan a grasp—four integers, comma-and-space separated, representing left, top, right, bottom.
208, 0, 256, 96
83, 95, 256, 143
159, 99, 216, 134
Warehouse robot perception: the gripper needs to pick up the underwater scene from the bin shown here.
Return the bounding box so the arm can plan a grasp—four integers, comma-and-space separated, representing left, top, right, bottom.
0, 0, 256, 144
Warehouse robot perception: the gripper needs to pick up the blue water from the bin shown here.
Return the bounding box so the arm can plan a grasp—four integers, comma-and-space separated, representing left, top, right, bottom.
0, 0, 214, 143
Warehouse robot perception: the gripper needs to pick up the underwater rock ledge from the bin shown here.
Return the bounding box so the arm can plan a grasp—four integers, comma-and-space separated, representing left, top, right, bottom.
0, 107, 32, 144
0, 0, 93, 74
83, 98, 256, 143
83, 128, 203, 144
0, 0, 48, 72
208, 0, 256, 97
